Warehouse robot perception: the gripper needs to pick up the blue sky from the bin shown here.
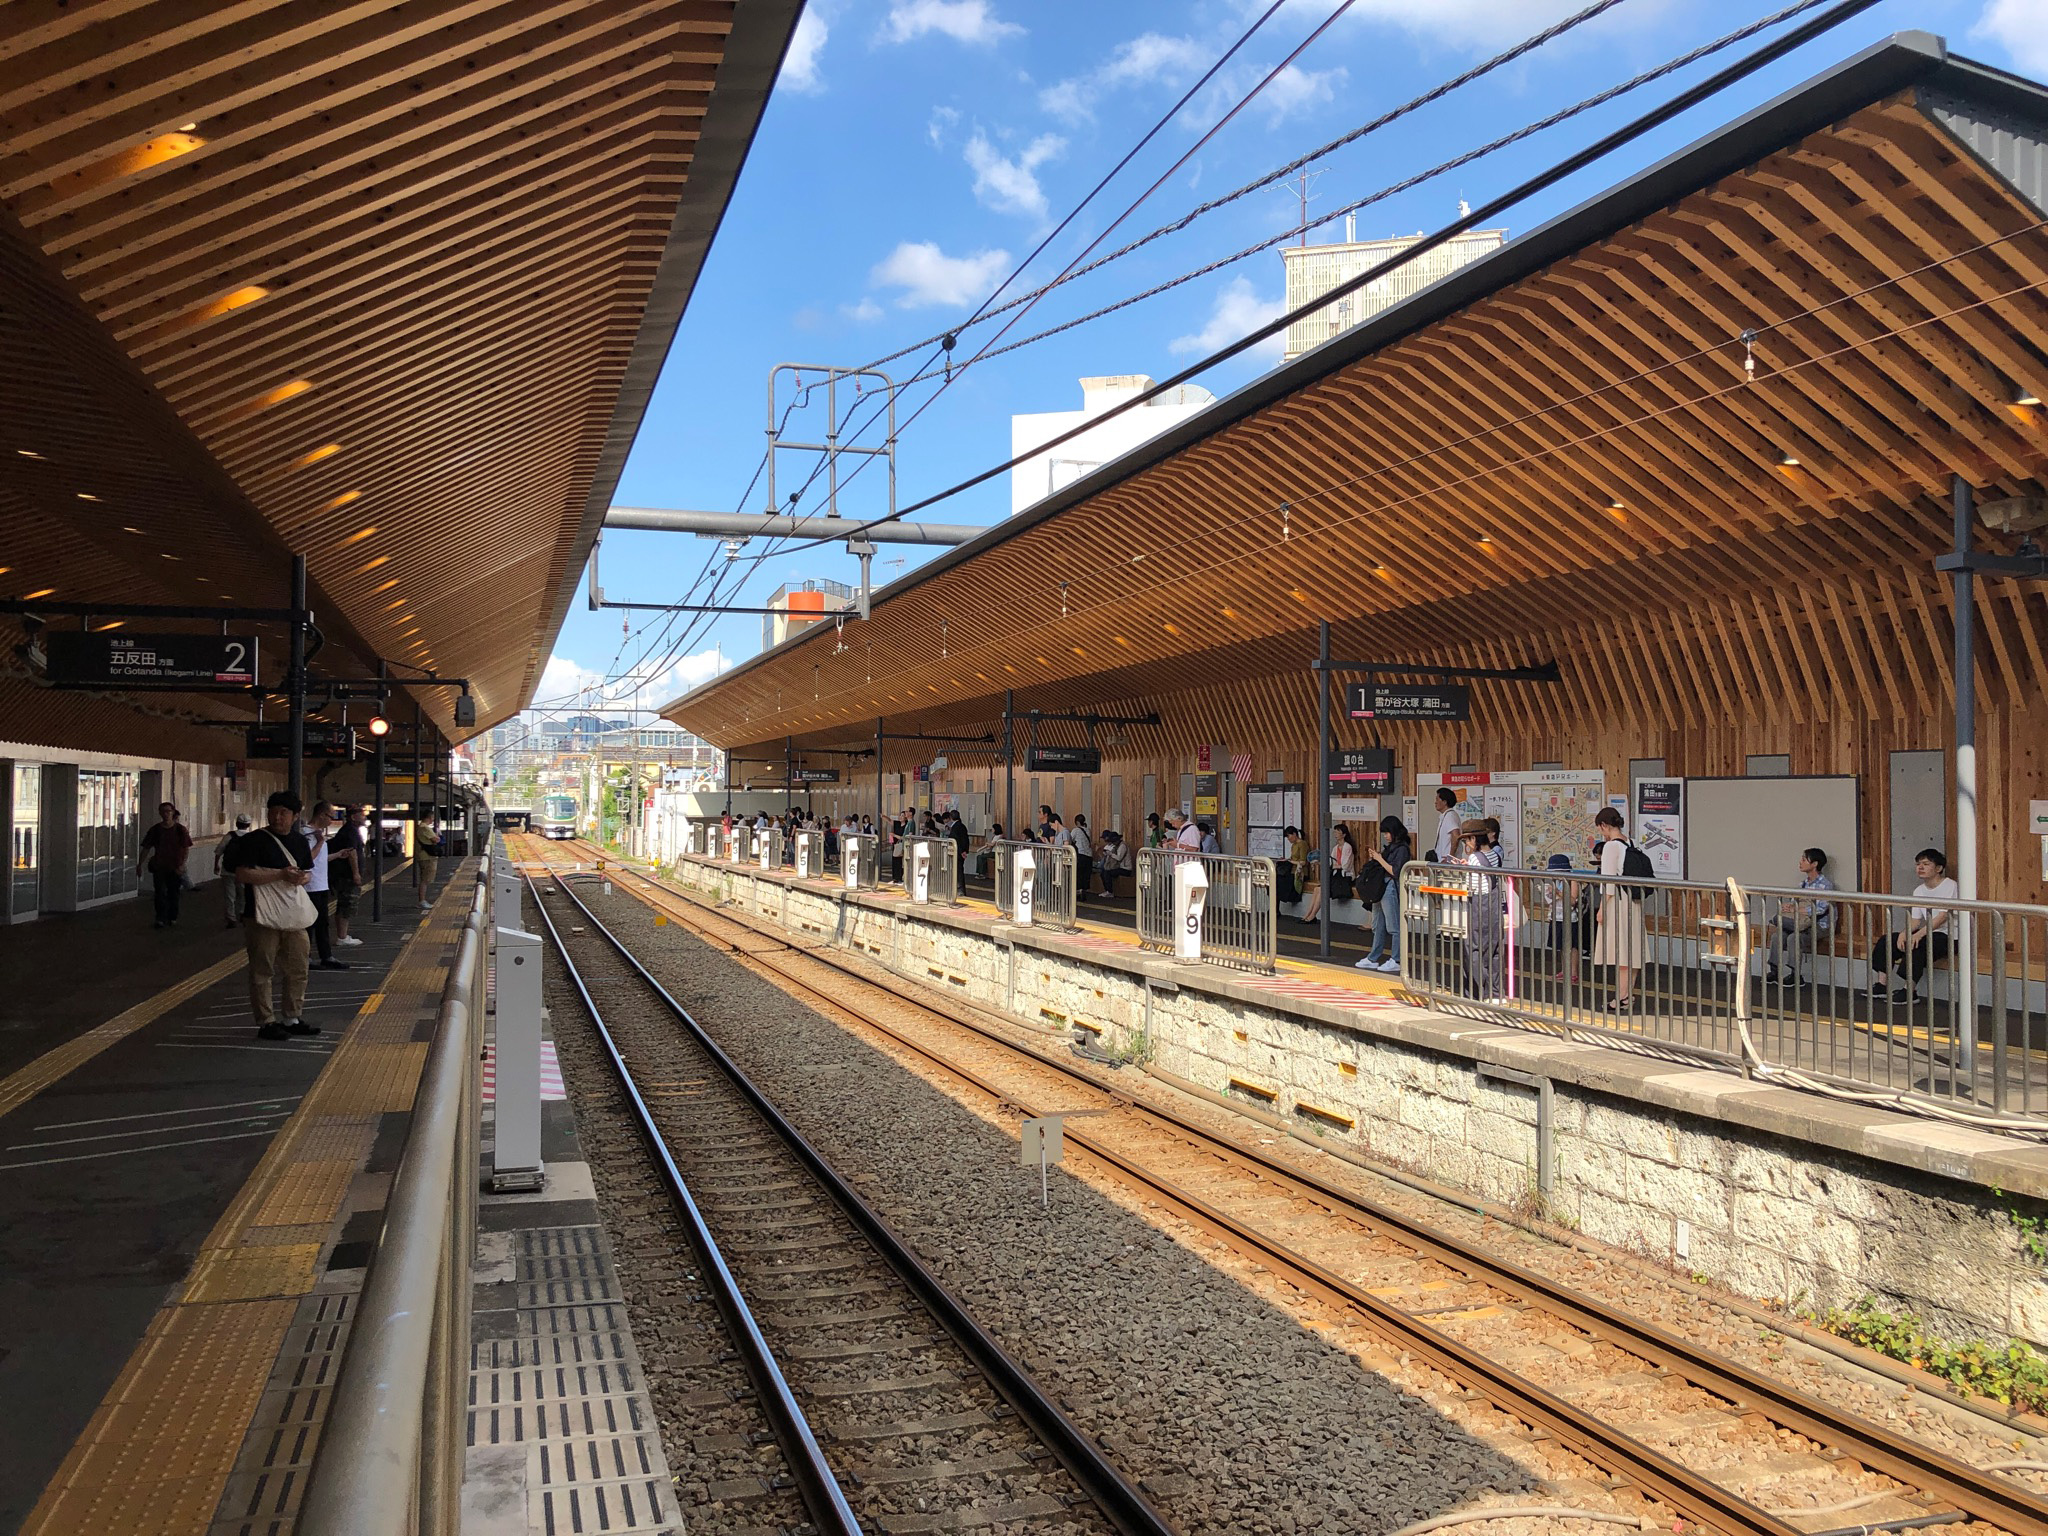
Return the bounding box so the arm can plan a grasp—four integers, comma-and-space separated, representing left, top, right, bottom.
534, 0, 2047, 721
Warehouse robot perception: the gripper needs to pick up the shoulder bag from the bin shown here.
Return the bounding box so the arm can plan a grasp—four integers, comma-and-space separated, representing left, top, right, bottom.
252, 833, 318, 930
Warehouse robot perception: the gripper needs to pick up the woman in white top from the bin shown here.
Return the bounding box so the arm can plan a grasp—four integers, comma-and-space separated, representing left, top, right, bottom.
1869, 848, 1958, 1002
1590, 806, 1646, 1011
1432, 787, 1461, 862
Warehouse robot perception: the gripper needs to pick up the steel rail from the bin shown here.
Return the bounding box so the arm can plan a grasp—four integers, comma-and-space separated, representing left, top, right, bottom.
538, 866, 1183, 1536
521, 873, 862, 1536
595, 848, 2048, 1536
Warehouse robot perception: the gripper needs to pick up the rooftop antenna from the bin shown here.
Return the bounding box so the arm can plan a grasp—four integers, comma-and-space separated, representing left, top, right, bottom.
1279, 167, 1324, 248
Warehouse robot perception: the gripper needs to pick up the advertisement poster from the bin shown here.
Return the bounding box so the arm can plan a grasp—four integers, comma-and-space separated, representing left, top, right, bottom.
1633, 779, 1685, 879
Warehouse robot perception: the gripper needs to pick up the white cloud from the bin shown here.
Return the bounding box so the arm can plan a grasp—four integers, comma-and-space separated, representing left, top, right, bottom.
1975, 0, 2048, 77
963, 129, 1064, 219
1042, 32, 1210, 123
842, 296, 884, 322
870, 240, 1011, 308
927, 103, 960, 147
1336, 0, 1644, 50
1169, 276, 1286, 362
780, 8, 828, 92
537, 649, 731, 712
881, 0, 1022, 46
1183, 60, 1345, 130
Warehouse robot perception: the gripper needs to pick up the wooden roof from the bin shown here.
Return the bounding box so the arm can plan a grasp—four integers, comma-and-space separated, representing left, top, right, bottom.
0, 0, 798, 759
667, 37, 2048, 758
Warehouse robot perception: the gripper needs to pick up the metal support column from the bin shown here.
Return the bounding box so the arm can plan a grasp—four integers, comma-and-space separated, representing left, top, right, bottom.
875, 717, 885, 831
413, 697, 425, 903
1317, 621, 1332, 960
1003, 689, 1015, 839
372, 661, 387, 923
786, 734, 793, 819
287, 554, 308, 804
1953, 475, 1979, 1066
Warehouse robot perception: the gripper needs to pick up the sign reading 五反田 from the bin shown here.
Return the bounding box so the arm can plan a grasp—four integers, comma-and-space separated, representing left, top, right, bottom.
46, 632, 258, 688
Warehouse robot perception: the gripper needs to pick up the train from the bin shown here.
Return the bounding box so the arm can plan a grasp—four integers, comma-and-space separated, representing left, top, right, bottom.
536, 793, 579, 840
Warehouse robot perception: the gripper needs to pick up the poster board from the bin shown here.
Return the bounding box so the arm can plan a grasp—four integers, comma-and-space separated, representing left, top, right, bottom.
1245, 784, 1305, 860
1633, 779, 1685, 878
1417, 770, 1605, 869
1684, 776, 1860, 892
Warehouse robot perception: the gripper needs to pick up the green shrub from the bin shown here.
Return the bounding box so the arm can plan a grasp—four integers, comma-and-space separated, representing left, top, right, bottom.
1810, 1296, 2048, 1413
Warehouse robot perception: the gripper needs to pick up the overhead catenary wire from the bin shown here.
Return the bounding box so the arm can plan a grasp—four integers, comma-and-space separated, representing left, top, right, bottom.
735, 0, 1880, 569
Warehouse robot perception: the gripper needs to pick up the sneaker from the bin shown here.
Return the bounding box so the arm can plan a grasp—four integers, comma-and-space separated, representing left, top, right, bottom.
256, 1022, 290, 1041
1377, 958, 1402, 973
315, 959, 351, 971
1869, 981, 1890, 997
286, 1018, 322, 1036
1356, 956, 1382, 970
1891, 988, 1916, 1004
337, 936, 364, 947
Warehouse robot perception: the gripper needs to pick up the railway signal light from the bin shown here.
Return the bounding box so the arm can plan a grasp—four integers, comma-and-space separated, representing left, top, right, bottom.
367, 714, 391, 737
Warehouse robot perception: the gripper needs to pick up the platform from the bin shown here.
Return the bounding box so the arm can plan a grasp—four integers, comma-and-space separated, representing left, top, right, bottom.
0, 860, 453, 1536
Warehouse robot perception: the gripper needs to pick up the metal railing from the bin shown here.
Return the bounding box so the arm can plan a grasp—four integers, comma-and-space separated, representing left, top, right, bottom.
1399, 863, 2048, 1120
841, 832, 880, 889
1134, 848, 1278, 974
992, 840, 1078, 930
903, 835, 961, 906
299, 850, 488, 1536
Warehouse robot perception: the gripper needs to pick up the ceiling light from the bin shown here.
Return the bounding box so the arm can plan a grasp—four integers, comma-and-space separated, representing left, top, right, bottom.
16, 449, 42, 460
1221, 606, 1240, 620
122, 526, 144, 534
158, 284, 272, 336
95, 620, 123, 631
327, 493, 363, 513
359, 555, 389, 572
373, 578, 400, 593
176, 121, 199, 133
71, 130, 206, 191
76, 492, 99, 501
292, 443, 343, 469
1112, 636, 1129, 647
23, 588, 55, 600
260, 379, 313, 408
160, 552, 180, 561
1071, 646, 1086, 658
1163, 621, 1182, 636
342, 522, 376, 543
2018, 388, 2042, 408
383, 597, 407, 610
0, 567, 10, 576
1477, 535, 1494, 546
1778, 451, 1800, 467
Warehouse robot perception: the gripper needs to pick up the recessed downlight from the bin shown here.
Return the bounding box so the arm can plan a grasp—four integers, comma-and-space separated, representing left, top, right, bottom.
76, 492, 99, 502
23, 588, 55, 600
292, 443, 343, 470
359, 555, 389, 572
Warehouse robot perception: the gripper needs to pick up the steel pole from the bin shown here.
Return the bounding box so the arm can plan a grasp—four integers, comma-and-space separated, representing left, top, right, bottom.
875, 717, 885, 838
372, 662, 386, 924
413, 698, 425, 904
287, 554, 308, 804
786, 734, 793, 819
1953, 475, 1979, 1069
1003, 689, 1015, 839
1318, 622, 1332, 960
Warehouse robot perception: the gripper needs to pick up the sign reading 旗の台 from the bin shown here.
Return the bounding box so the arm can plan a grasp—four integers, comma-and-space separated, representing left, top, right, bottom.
1347, 682, 1470, 721
1326, 747, 1395, 794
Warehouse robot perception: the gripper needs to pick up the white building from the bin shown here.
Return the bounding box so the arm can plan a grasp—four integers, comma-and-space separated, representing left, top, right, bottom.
1010, 375, 1216, 515
1281, 224, 1506, 361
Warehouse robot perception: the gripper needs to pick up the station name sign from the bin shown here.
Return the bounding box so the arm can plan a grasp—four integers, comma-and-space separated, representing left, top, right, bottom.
246, 724, 357, 760
1326, 747, 1395, 794
45, 632, 257, 689
1026, 745, 1102, 773
794, 767, 840, 783
1346, 682, 1470, 722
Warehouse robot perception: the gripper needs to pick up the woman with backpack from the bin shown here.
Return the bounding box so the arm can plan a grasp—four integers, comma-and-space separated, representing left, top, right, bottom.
1592, 806, 1649, 1012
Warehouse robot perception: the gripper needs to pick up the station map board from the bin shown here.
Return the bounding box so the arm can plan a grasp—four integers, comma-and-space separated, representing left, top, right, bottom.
1416, 770, 1606, 870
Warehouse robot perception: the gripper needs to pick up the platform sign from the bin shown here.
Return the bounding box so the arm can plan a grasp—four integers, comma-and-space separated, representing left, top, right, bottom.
795, 767, 840, 783
1326, 747, 1395, 794
47, 632, 257, 688
1026, 745, 1101, 773
246, 724, 356, 759
1347, 683, 1469, 721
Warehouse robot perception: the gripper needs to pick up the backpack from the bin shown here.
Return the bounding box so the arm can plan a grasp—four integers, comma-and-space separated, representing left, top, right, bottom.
1618, 840, 1656, 899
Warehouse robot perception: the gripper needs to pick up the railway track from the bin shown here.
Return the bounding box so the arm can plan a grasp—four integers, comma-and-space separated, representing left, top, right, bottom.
517, 836, 2048, 1536
521, 862, 1181, 1536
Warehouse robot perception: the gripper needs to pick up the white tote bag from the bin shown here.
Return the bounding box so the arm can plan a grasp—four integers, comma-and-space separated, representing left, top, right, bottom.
252, 833, 318, 930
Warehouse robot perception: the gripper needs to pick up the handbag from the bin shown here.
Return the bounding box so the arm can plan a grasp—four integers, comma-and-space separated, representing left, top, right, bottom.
252, 833, 318, 931
1330, 870, 1356, 901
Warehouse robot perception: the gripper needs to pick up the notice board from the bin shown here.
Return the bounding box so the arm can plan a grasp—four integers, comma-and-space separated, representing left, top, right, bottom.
1684, 776, 1860, 892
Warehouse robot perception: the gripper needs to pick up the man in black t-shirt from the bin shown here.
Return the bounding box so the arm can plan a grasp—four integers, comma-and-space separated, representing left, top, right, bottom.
223, 791, 321, 1041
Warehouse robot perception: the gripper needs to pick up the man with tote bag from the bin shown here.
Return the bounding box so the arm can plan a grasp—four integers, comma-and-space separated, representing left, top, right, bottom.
224, 790, 321, 1041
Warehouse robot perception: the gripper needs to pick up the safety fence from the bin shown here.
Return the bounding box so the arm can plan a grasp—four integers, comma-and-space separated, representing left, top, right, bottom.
299, 848, 490, 1535
992, 840, 1078, 930
793, 828, 827, 879
753, 827, 785, 872
1399, 863, 2048, 1120
1135, 848, 1279, 975
904, 835, 961, 906
841, 832, 880, 889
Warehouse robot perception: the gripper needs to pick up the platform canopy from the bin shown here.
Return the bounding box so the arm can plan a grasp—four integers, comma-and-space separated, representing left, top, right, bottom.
0, 0, 799, 762
666, 35, 2048, 762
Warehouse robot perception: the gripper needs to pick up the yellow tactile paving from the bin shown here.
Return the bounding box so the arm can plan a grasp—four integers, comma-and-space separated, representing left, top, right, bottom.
20, 863, 479, 1536
0, 950, 247, 1122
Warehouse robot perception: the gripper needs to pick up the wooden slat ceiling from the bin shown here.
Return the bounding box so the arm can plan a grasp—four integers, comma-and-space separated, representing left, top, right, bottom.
0, 0, 797, 760
670, 55, 2048, 760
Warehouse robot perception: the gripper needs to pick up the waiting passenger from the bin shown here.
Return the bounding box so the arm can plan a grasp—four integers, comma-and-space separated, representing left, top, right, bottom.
1359, 816, 1411, 973
215, 814, 252, 927
1277, 825, 1307, 905
1144, 812, 1163, 848
329, 806, 362, 948
1198, 821, 1220, 855
1591, 806, 1647, 1013
138, 800, 192, 929
305, 802, 349, 972
1764, 847, 1834, 986
1069, 814, 1093, 898
1304, 823, 1357, 924
224, 790, 320, 1041
1096, 829, 1128, 897
1432, 787, 1461, 862
1869, 849, 1957, 1004
1461, 819, 1507, 1001
1038, 804, 1055, 841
